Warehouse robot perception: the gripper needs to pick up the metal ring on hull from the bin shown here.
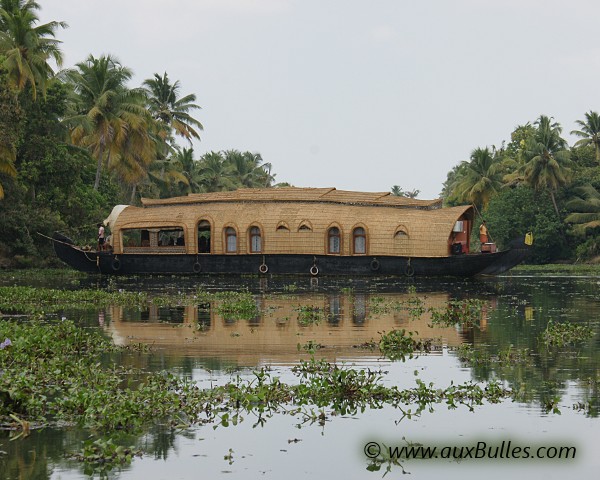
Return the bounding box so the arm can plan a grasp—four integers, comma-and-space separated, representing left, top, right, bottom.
193, 262, 201, 273
370, 258, 380, 271
111, 257, 121, 272
310, 265, 319, 276
259, 263, 269, 274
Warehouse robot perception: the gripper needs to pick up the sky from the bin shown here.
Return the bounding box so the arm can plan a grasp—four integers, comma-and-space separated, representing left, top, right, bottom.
38, 0, 600, 199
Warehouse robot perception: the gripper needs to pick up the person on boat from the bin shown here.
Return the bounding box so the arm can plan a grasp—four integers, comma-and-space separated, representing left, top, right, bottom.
97, 223, 105, 251
479, 220, 488, 245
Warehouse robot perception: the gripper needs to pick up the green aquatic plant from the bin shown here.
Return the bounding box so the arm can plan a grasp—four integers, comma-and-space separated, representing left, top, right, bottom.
454, 344, 532, 367
295, 305, 323, 326
69, 437, 143, 476
0, 313, 516, 477
454, 344, 492, 365
0, 286, 149, 315
298, 340, 323, 354
209, 291, 259, 321
428, 299, 486, 328
378, 329, 432, 362
540, 320, 594, 348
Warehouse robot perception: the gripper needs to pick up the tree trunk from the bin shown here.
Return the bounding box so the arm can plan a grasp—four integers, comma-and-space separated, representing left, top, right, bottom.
549, 190, 560, 220
130, 183, 137, 204
93, 145, 104, 191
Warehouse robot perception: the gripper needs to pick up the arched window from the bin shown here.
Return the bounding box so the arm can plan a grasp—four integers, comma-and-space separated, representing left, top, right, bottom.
225, 227, 237, 253
328, 227, 341, 254
197, 220, 211, 253
298, 221, 312, 232
353, 227, 366, 254
394, 225, 409, 239
249, 226, 262, 253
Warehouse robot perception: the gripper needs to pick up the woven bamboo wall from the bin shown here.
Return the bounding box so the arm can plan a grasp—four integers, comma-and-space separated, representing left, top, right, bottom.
110, 188, 472, 257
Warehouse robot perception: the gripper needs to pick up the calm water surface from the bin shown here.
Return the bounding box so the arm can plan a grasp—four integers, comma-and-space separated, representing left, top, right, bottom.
1, 274, 599, 479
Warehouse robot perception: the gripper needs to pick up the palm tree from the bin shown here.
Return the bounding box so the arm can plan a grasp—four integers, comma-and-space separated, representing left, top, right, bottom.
142, 72, 203, 144
195, 151, 235, 192
169, 147, 198, 193
565, 184, 600, 235
0, 0, 66, 99
521, 115, 571, 218
224, 150, 274, 188
390, 185, 420, 198
62, 54, 153, 190
108, 121, 156, 202
452, 147, 504, 211
147, 157, 189, 199
0, 140, 16, 199
571, 111, 600, 162
0, 77, 18, 199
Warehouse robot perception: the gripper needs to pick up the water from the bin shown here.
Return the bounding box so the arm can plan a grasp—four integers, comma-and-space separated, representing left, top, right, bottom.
1, 274, 599, 479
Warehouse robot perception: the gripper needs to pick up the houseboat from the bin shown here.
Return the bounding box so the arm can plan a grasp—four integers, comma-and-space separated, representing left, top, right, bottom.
52, 187, 531, 276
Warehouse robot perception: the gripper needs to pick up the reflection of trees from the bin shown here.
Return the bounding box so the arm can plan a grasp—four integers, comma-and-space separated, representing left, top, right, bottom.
139, 426, 179, 461
1, 430, 55, 480
0, 426, 183, 478
459, 279, 600, 417
0, 428, 121, 480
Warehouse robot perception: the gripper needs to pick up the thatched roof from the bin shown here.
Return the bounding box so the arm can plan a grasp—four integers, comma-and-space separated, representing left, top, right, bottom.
140, 187, 442, 209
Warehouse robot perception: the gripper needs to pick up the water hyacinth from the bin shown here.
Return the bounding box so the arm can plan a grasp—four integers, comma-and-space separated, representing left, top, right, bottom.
0, 338, 11, 350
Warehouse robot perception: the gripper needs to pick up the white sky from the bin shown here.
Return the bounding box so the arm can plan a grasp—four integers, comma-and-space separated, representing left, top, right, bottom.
39, 0, 600, 199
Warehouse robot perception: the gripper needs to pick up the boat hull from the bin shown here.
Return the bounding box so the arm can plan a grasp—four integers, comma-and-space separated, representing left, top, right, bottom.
52, 233, 529, 277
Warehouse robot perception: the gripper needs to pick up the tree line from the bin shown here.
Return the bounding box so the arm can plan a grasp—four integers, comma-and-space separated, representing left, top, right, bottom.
0, 1, 278, 265
441, 113, 600, 262
1, 1, 598, 266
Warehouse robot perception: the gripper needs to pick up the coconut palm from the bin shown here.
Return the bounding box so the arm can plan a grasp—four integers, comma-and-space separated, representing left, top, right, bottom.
565, 184, 600, 235
142, 72, 203, 144
147, 157, 190, 199
62, 54, 153, 190
521, 115, 571, 218
390, 185, 420, 198
108, 121, 156, 202
0, 0, 66, 99
0, 141, 16, 199
195, 151, 236, 192
172, 147, 200, 193
452, 147, 504, 211
225, 150, 274, 188
571, 111, 600, 162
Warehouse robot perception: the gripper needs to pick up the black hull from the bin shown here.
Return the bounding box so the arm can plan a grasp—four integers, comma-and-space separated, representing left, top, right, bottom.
52, 233, 530, 277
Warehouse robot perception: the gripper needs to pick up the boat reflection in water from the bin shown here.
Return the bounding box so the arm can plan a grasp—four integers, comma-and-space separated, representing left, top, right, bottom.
105, 291, 494, 365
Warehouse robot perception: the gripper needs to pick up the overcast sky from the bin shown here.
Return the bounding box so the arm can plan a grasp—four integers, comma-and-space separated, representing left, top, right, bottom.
39, 0, 600, 199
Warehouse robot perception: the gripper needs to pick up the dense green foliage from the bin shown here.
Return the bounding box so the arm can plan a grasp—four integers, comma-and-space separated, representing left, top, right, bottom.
442, 113, 600, 262
3, 2, 600, 265
0, 1, 280, 266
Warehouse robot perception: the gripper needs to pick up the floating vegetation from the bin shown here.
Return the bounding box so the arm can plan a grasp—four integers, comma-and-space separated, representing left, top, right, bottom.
0, 318, 513, 437
2, 273, 598, 477
454, 344, 492, 365
428, 299, 486, 328
497, 345, 532, 365
69, 438, 143, 476
295, 305, 323, 326
378, 329, 433, 362
540, 320, 594, 348
454, 344, 532, 367
209, 291, 259, 321
0, 286, 149, 315
298, 340, 323, 353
